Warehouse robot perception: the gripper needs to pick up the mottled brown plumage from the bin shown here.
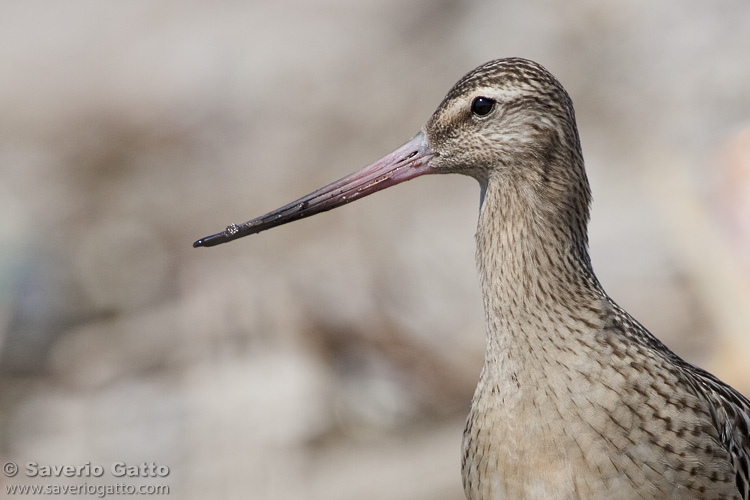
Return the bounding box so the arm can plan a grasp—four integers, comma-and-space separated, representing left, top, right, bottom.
195, 58, 750, 500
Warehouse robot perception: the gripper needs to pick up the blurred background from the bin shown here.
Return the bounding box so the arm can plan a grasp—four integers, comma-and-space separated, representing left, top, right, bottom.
1, 1, 749, 499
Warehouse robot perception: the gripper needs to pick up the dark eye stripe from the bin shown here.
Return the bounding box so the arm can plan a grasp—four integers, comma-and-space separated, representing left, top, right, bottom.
471, 96, 495, 116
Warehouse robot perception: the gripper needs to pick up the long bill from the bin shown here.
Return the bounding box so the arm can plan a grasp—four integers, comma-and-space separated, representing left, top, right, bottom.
193, 130, 438, 248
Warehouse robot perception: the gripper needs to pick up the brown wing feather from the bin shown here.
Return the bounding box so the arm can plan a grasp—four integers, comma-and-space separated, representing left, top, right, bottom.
685, 366, 750, 500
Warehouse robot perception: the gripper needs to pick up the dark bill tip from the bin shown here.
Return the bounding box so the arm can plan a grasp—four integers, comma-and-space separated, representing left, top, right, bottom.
193, 234, 223, 248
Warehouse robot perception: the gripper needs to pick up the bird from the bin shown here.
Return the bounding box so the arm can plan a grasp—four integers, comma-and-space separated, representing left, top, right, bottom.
194, 58, 750, 500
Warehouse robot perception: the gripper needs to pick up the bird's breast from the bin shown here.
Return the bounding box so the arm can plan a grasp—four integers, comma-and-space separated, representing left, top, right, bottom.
459, 328, 737, 500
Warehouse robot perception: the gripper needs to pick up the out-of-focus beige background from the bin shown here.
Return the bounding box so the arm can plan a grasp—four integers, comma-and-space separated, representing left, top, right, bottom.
1, 1, 749, 499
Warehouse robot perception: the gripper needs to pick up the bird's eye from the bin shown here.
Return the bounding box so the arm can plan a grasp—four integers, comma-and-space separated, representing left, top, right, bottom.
471, 96, 495, 116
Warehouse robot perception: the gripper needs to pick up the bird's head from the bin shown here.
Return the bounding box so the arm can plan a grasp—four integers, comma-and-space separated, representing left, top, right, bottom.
425, 58, 589, 215
194, 58, 589, 248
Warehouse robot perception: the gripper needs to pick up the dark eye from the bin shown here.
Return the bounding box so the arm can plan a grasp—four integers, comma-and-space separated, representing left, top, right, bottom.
471, 96, 495, 116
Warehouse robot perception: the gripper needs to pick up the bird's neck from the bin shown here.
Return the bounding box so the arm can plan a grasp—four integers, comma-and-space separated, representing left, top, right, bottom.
474, 176, 606, 380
